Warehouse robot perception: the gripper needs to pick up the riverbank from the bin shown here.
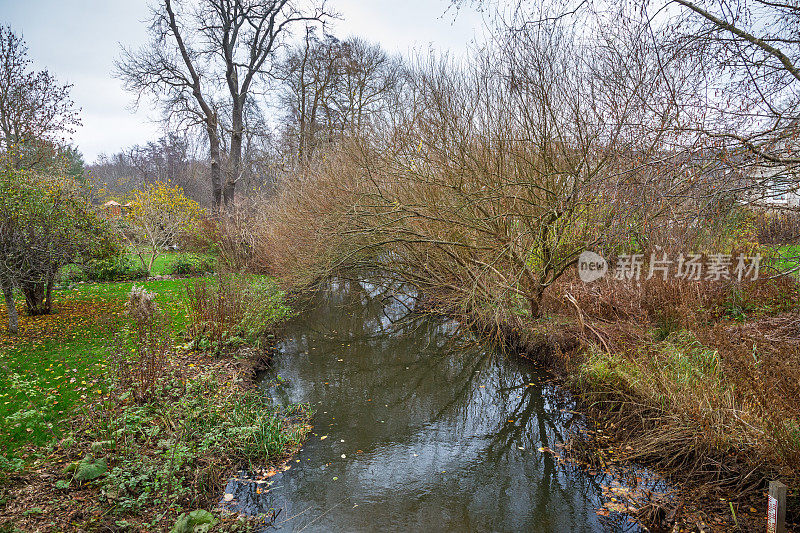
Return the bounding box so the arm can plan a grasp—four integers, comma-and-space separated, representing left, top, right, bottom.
461, 274, 800, 532
0, 278, 311, 532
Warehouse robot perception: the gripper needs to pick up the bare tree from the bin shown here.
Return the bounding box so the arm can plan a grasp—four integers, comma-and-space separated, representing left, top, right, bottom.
337, 37, 403, 134
529, 0, 800, 201
279, 29, 341, 164
0, 26, 81, 171
88, 132, 209, 202
117, 0, 224, 208
278, 31, 402, 166
117, 0, 330, 211
662, 1, 800, 157
632, 0, 800, 236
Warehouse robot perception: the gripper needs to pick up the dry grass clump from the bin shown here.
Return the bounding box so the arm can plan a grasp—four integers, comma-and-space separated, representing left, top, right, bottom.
753, 209, 800, 245
109, 286, 173, 403
185, 273, 293, 350
251, 151, 364, 286
553, 272, 800, 504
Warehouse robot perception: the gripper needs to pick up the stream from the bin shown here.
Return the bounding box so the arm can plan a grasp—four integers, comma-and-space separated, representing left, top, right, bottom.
222, 279, 649, 532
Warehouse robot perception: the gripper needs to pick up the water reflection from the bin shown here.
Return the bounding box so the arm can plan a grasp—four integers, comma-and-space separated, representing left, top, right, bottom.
223, 279, 642, 532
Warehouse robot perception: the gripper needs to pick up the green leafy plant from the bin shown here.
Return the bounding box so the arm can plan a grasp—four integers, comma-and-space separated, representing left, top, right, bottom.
73, 455, 108, 481
84, 256, 148, 282
186, 274, 292, 350
170, 509, 218, 533
168, 254, 216, 277
93, 371, 310, 520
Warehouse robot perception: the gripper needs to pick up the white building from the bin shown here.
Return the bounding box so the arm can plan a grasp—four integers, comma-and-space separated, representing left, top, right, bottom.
748, 161, 800, 209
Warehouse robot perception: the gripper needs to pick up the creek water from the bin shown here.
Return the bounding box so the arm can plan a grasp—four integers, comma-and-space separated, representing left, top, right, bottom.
222, 279, 644, 532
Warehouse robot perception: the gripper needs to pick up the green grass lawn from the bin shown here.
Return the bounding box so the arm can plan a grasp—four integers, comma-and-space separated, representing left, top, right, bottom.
0, 278, 200, 462
773, 244, 800, 276
124, 250, 216, 276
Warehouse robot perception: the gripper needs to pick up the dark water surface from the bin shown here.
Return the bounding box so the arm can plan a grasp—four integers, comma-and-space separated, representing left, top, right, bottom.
223, 280, 641, 532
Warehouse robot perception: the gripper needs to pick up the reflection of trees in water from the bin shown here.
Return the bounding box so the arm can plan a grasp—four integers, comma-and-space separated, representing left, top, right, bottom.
296, 276, 585, 452
259, 278, 645, 532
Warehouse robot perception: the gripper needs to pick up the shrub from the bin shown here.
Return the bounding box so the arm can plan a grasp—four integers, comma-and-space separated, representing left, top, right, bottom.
167, 254, 216, 277
0, 167, 119, 326
192, 211, 259, 272
186, 274, 292, 351
84, 256, 148, 282
109, 286, 172, 403
753, 209, 800, 245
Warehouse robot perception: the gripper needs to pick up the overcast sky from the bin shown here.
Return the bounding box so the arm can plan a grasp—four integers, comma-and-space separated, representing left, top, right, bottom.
0, 0, 484, 164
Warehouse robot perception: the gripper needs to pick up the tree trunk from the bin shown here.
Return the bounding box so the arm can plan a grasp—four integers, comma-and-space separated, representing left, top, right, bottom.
529, 297, 541, 320
44, 278, 54, 312
529, 285, 545, 319
208, 120, 223, 213
1, 277, 18, 334
225, 101, 243, 207
21, 280, 51, 316
148, 251, 157, 275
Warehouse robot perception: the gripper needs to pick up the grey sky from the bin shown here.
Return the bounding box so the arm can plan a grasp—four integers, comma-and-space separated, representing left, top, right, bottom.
0, 0, 483, 164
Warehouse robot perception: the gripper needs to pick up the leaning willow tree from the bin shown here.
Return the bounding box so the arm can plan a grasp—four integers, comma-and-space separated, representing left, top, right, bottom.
261, 14, 702, 322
